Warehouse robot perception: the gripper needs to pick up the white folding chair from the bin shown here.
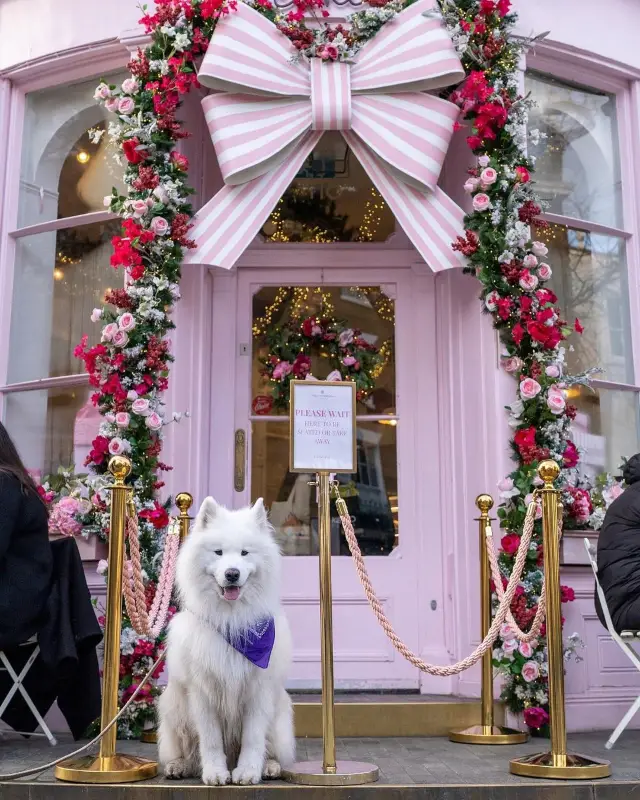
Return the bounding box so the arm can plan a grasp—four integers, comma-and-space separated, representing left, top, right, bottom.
0, 637, 57, 746
584, 538, 640, 749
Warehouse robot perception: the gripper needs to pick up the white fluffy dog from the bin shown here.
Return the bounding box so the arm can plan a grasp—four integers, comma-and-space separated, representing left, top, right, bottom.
158, 497, 295, 785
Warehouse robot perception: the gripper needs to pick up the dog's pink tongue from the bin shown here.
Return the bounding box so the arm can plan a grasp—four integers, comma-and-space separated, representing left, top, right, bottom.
223, 586, 240, 601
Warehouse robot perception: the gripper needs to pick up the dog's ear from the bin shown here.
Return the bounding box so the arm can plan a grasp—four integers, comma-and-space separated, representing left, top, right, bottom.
196, 496, 219, 528
252, 497, 269, 529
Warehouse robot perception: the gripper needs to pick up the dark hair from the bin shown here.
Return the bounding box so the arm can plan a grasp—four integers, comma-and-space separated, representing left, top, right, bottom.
0, 421, 44, 502
622, 454, 640, 486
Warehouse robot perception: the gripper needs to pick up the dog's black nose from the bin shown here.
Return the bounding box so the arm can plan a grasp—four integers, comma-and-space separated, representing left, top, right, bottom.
225, 568, 240, 584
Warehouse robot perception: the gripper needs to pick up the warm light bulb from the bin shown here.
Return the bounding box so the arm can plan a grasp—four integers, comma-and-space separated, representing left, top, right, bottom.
53, 267, 64, 281
76, 151, 90, 164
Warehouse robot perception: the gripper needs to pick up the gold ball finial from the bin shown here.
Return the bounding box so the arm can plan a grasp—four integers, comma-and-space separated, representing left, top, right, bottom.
538, 460, 560, 486
108, 455, 131, 482
176, 492, 193, 516
476, 494, 494, 513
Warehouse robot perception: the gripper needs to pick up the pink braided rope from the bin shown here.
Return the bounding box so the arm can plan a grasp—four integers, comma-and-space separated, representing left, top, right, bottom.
336, 497, 538, 676
123, 513, 180, 638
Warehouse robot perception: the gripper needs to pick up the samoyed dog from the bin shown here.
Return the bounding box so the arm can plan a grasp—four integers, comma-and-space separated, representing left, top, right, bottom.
158, 497, 295, 785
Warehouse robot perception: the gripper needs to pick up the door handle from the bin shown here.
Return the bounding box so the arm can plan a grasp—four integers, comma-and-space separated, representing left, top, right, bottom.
234, 429, 246, 492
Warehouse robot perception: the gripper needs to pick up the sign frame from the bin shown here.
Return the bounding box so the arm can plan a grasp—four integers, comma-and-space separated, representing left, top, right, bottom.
289, 379, 357, 474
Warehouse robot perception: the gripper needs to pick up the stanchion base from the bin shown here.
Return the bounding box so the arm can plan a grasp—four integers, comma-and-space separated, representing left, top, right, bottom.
282, 760, 379, 786
140, 729, 158, 744
510, 752, 611, 780
55, 753, 158, 784
449, 725, 529, 745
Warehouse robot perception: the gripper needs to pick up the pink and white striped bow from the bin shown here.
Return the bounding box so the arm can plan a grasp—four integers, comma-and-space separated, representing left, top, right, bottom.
184, 0, 467, 271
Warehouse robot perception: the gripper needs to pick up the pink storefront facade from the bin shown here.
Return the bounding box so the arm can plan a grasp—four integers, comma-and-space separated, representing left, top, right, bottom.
1, 0, 640, 733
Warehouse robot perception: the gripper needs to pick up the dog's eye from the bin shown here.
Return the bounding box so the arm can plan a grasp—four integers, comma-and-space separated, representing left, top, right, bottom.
241, 550, 249, 556
214, 549, 223, 556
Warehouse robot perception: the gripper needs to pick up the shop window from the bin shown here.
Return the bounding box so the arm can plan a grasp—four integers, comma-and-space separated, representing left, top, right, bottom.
527, 70, 637, 478
2, 72, 127, 477
260, 132, 395, 243
250, 285, 398, 555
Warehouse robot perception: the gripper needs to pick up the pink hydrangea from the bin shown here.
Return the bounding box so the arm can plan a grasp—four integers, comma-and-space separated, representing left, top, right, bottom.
49, 496, 83, 537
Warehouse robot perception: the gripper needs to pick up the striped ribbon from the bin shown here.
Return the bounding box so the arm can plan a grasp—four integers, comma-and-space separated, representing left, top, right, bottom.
184, 0, 468, 272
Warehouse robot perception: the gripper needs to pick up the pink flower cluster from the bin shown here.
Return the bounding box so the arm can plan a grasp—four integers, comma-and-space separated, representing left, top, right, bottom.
49, 496, 84, 537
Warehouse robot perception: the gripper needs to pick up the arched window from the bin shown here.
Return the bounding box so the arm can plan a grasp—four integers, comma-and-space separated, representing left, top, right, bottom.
3, 73, 127, 478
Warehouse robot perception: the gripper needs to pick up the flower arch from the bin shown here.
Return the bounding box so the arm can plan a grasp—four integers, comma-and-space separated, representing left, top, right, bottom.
79, 0, 586, 736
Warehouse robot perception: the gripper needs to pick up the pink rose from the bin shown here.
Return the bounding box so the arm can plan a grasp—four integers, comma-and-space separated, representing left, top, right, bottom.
112, 330, 129, 347
150, 216, 170, 236
105, 98, 119, 113
101, 322, 119, 341
521, 660, 541, 683
273, 361, 293, 381
118, 312, 136, 331
531, 241, 548, 257
318, 44, 338, 60
91, 308, 103, 322
472, 192, 491, 212
537, 263, 552, 281
122, 78, 139, 94
132, 398, 151, 416
105, 413, 116, 423
343, 355, 357, 367
519, 641, 535, 658
115, 412, 130, 428
547, 388, 566, 415
94, 83, 111, 100
118, 96, 135, 115
153, 185, 169, 204
502, 356, 523, 374
500, 622, 517, 640
477, 155, 490, 168
108, 437, 127, 456
464, 178, 479, 193
519, 270, 539, 291
130, 199, 148, 218
523, 254, 538, 269
480, 167, 498, 185
545, 364, 561, 378
520, 377, 542, 400
502, 639, 518, 655
145, 412, 163, 431
339, 329, 354, 348
127, 390, 138, 401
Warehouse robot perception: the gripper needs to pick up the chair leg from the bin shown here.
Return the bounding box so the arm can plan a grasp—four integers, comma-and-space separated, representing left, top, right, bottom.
606, 693, 640, 749
0, 648, 58, 746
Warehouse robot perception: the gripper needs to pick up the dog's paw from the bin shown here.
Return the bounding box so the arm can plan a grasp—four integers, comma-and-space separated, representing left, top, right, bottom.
232, 765, 263, 785
164, 759, 193, 780
263, 759, 282, 780
202, 764, 231, 786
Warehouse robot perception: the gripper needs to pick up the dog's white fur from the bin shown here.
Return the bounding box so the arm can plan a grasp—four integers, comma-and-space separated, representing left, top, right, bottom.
158, 497, 295, 785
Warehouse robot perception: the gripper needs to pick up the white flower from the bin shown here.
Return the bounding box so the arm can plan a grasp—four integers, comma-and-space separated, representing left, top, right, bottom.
173, 32, 191, 51
96, 559, 108, 576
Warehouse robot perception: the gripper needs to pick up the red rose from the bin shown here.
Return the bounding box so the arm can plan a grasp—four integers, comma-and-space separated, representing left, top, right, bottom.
514, 166, 530, 183
479, 0, 495, 13
511, 323, 525, 346
523, 707, 549, 730
526, 319, 562, 349
497, 0, 511, 15
563, 441, 579, 468
170, 151, 189, 171
122, 137, 147, 164
535, 288, 558, 306
86, 435, 110, 466
561, 585, 576, 603
501, 533, 520, 555
140, 502, 170, 530
301, 317, 317, 337
292, 354, 311, 379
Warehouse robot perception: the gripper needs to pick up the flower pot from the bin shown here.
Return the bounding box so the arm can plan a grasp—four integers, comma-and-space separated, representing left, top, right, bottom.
560, 530, 598, 566
49, 533, 108, 562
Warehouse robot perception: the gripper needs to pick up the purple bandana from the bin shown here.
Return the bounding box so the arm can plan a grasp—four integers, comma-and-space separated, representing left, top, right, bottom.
223, 618, 275, 669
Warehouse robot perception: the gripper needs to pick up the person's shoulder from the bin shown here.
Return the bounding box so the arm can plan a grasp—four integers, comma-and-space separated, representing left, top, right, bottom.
0, 471, 22, 495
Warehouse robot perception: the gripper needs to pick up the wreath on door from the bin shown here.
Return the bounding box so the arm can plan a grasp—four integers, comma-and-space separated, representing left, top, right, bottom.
261, 315, 382, 412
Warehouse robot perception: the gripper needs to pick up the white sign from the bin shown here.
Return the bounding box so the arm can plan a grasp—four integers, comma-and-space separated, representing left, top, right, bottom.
290, 380, 356, 473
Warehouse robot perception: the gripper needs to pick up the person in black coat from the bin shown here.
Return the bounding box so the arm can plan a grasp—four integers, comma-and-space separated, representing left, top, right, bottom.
596, 454, 640, 632
0, 422, 53, 650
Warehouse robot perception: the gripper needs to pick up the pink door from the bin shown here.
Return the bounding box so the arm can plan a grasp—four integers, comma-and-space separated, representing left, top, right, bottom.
224, 264, 438, 689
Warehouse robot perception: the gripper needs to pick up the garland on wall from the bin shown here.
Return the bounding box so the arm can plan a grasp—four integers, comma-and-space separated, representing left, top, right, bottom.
83, 0, 598, 736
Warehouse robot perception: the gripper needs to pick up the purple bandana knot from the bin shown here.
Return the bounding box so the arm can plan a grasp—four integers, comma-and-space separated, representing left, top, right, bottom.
223, 618, 275, 669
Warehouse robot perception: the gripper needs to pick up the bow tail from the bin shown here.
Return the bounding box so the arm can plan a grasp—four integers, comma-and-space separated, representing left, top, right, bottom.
343, 133, 466, 272
183, 131, 322, 269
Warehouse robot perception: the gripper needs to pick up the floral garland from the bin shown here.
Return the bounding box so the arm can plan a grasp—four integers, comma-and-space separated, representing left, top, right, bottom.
81, 0, 601, 736
261, 315, 382, 411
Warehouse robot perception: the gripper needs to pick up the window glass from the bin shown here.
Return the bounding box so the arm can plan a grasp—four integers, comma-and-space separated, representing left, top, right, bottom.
4, 385, 95, 479
251, 421, 398, 556
526, 72, 622, 228
8, 220, 121, 384
570, 386, 640, 478
18, 73, 127, 228
534, 223, 633, 384
260, 132, 394, 243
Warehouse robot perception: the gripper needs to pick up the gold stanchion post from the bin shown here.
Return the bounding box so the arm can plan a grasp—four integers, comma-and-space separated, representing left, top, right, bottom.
281, 473, 378, 786
510, 461, 610, 779
141, 491, 193, 745
450, 494, 528, 745
55, 456, 158, 783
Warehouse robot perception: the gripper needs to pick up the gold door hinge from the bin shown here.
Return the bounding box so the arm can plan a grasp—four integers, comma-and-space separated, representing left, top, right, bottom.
234, 429, 246, 492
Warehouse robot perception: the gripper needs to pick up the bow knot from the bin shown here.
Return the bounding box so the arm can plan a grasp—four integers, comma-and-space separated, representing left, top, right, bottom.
311, 61, 352, 131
